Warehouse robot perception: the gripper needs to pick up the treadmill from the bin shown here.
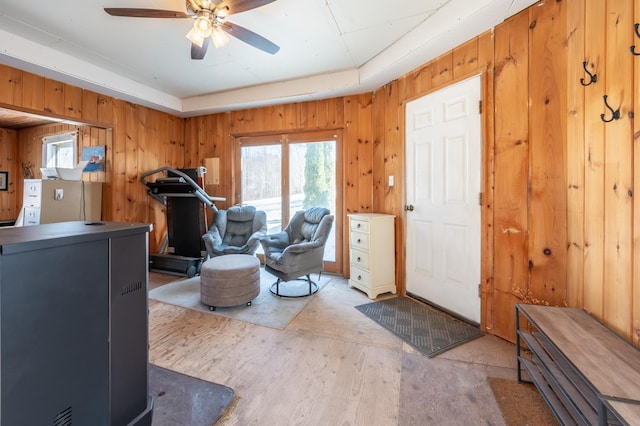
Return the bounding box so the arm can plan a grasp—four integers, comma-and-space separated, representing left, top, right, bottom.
141, 166, 225, 277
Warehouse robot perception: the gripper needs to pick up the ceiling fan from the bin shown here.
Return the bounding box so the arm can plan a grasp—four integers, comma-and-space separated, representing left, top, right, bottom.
104, 0, 280, 60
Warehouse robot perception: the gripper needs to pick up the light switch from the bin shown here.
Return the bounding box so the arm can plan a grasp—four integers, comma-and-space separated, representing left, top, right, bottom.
55, 189, 64, 200
388, 175, 394, 187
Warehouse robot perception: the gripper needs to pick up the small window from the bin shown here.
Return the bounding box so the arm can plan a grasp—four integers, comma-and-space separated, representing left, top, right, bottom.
42, 131, 77, 168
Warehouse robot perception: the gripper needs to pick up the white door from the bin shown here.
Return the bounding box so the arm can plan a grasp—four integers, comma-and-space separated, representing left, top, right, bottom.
405, 75, 482, 324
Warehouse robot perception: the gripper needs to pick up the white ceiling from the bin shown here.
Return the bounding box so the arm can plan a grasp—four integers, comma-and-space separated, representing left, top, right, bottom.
0, 0, 538, 117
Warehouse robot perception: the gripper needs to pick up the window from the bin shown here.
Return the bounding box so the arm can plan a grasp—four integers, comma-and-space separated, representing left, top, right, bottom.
235, 130, 343, 274
42, 131, 77, 168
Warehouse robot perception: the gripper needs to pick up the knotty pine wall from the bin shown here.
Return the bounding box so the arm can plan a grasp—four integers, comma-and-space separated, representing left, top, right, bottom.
0, 0, 638, 345
0, 65, 186, 251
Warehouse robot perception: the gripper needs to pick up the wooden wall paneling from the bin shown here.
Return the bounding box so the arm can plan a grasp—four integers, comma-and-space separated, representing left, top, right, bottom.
431, 52, 454, 88
602, 0, 634, 338
124, 102, 139, 223
0, 66, 22, 106
453, 38, 480, 79
148, 110, 169, 240
372, 81, 404, 213
137, 107, 151, 226
64, 84, 83, 119
171, 114, 186, 169
21, 72, 44, 111
284, 103, 298, 130
583, 0, 607, 319
492, 10, 530, 341
214, 114, 232, 207
78, 126, 92, 181
566, 0, 586, 309
356, 95, 373, 213
97, 95, 116, 222
298, 102, 312, 129
82, 90, 98, 123
324, 98, 342, 129
43, 78, 65, 116
380, 85, 403, 292
413, 64, 433, 101
102, 128, 113, 221
343, 96, 362, 217
633, 0, 640, 347
184, 116, 202, 170
229, 109, 250, 135
0, 129, 18, 221
477, 30, 496, 332
111, 99, 131, 228
527, 0, 568, 307
371, 86, 393, 287
96, 94, 114, 126
396, 75, 410, 105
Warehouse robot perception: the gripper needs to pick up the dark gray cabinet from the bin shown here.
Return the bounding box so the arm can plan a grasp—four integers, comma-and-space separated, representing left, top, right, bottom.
0, 221, 153, 425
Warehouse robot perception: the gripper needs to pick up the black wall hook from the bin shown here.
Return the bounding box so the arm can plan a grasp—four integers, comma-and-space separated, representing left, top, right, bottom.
631, 23, 640, 56
600, 95, 621, 123
580, 60, 597, 86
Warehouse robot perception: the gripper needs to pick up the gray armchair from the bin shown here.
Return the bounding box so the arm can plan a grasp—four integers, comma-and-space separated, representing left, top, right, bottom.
260, 207, 334, 297
202, 205, 267, 258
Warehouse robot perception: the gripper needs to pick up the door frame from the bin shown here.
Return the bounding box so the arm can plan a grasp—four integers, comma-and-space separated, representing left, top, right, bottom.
401, 71, 492, 329
232, 130, 344, 275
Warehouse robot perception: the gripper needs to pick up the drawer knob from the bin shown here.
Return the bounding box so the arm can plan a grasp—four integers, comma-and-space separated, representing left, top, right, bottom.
357, 257, 361, 262
358, 275, 362, 280
357, 223, 361, 228
357, 239, 361, 244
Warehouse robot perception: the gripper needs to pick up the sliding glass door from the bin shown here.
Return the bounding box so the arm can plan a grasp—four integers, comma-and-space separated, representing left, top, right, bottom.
236, 130, 342, 273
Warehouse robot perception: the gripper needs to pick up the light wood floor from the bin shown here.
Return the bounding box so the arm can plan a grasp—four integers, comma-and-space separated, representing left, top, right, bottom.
148, 272, 519, 425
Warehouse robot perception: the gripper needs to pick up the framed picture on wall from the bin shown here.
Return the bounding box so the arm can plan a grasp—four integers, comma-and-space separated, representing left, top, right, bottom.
0, 172, 7, 191
82, 146, 106, 172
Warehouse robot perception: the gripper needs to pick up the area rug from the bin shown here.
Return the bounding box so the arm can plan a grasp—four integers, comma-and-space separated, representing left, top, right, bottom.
149, 268, 332, 329
149, 364, 234, 426
355, 297, 483, 358
488, 377, 558, 425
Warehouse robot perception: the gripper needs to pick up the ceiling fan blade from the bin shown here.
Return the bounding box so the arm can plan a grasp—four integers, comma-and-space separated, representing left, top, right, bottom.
216, 0, 276, 15
191, 38, 210, 60
220, 21, 280, 54
104, 8, 191, 18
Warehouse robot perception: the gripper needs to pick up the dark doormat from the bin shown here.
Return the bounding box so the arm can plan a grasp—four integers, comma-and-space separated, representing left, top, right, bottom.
149, 364, 235, 426
355, 297, 483, 358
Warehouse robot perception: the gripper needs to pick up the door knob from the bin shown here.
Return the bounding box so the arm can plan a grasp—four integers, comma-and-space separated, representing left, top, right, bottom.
404, 204, 415, 211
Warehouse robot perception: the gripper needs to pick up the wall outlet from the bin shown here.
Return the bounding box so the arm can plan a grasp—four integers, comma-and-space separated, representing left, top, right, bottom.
55, 189, 64, 200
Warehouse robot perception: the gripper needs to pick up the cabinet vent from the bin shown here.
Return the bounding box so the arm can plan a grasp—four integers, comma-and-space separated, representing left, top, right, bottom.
53, 406, 72, 426
121, 280, 143, 296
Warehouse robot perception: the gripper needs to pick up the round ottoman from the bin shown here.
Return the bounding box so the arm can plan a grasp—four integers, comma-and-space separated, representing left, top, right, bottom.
200, 254, 261, 310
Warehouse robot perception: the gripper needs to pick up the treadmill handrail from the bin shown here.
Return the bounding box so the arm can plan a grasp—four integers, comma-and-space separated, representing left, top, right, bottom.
141, 167, 225, 211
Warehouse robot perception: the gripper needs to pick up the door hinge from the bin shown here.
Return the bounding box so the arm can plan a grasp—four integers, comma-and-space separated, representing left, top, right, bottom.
478, 283, 481, 297
479, 192, 483, 206
479, 100, 482, 114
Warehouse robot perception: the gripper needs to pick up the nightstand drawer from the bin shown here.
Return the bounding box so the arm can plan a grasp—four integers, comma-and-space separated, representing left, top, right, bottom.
350, 249, 369, 269
350, 232, 369, 251
350, 219, 370, 233
349, 265, 370, 287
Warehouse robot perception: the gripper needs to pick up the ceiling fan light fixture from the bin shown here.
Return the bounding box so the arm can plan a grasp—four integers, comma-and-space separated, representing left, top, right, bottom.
211, 27, 230, 48
186, 26, 207, 47
194, 15, 213, 36
215, 6, 229, 21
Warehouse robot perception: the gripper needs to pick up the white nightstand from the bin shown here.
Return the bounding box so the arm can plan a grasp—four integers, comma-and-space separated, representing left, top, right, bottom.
348, 213, 396, 299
